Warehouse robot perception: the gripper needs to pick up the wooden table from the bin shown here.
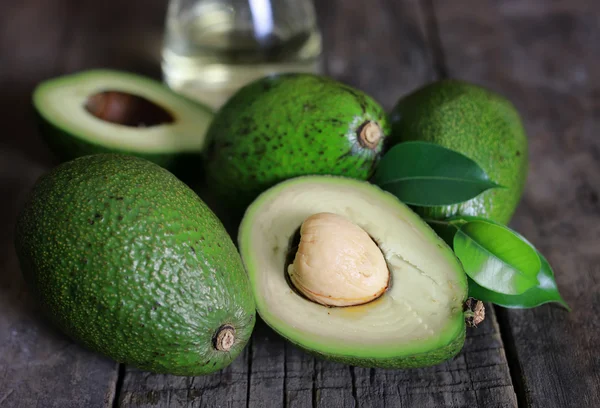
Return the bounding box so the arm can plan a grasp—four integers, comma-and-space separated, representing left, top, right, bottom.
1, 1, 598, 407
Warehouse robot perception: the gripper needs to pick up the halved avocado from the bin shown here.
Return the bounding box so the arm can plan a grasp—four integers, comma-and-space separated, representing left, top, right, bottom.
239, 176, 468, 368
32, 69, 213, 173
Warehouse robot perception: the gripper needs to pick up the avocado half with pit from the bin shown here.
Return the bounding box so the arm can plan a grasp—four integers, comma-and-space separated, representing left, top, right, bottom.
239, 176, 469, 368
32, 69, 213, 173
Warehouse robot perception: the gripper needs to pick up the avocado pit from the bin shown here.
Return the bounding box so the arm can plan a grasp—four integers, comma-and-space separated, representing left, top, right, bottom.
286, 212, 390, 307
85, 90, 175, 127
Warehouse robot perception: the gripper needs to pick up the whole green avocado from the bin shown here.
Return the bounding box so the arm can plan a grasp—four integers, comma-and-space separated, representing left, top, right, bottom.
15, 154, 255, 376
388, 79, 528, 224
204, 73, 390, 216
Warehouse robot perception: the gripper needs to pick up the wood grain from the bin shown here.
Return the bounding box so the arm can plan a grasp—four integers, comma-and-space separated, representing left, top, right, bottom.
8, 0, 599, 406
116, 1, 515, 407
0, 151, 119, 407
120, 312, 516, 408
0, 1, 122, 408
430, 0, 600, 406
118, 348, 250, 407
0, 0, 172, 406
317, 0, 435, 110
0, 1, 120, 408
351, 306, 516, 408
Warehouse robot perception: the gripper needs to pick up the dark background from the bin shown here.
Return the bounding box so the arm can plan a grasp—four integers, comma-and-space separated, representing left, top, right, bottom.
1, 1, 598, 407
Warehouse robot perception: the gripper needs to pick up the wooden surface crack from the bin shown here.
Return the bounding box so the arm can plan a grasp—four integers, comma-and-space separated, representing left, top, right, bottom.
350, 366, 358, 407
283, 341, 288, 408
0, 389, 14, 405
311, 358, 318, 408
495, 306, 530, 408
110, 364, 125, 408
246, 335, 253, 408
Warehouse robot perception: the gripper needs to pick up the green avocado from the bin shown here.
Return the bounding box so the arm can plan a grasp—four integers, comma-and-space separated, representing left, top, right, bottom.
239, 176, 468, 368
204, 73, 390, 217
32, 69, 213, 175
389, 79, 528, 224
15, 154, 255, 376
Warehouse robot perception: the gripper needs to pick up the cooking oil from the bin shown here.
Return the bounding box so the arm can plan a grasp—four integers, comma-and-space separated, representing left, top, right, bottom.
162, 0, 323, 109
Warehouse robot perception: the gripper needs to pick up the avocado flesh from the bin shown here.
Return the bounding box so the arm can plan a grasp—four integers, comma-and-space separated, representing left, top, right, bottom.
239, 176, 467, 368
205, 73, 390, 217
389, 79, 528, 224
33, 69, 214, 171
15, 154, 255, 376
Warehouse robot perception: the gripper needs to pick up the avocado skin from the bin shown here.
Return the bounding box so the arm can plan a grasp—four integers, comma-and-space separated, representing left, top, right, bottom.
204, 73, 390, 217
15, 154, 255, 376
389, 79, 528, 224
289, 324, 465, 369
35, 110, 204, 181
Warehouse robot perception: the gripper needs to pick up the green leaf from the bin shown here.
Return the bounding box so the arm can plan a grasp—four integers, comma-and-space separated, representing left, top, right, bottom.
468, 253, 571, 310
426, 216, 569, 310
453, 218, 540, 295
371, 141, 501, 206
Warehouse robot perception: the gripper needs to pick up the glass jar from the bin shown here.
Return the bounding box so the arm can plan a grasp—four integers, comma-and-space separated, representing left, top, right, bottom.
162, 0, 323, 109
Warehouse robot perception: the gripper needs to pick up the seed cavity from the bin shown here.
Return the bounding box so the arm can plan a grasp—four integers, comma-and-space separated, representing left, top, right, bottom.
85, 90, 175, 127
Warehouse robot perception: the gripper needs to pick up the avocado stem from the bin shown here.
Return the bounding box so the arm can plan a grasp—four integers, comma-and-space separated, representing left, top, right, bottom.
213, 325, 236, 351
464, 298, 485, 327
358, 121, 383, 149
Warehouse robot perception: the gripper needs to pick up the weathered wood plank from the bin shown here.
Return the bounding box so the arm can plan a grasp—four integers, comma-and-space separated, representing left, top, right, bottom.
61, 0, 257, 405
431, 0, 600, 407
283, 340, 315, 408
0, 0, 525, 407
118, 347, 250, 407
60, 0, 166, 78
0, 151, 119, 408
246, 1, 516, 407
246, 321, 287, 408
65, 0, 252, 406
318, 0, 435, 110
120, 0, 515, 405
0, 1, 119, 407
352, 306, 516, 408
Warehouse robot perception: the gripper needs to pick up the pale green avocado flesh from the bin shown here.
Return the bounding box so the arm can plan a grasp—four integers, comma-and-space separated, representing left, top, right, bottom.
32, 69, 214, 171
239, 176, 468, 368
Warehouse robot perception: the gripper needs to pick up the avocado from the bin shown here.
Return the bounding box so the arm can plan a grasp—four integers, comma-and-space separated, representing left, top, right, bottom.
204, 73, 390, 217
33, 69, 214, 174
389, 79, 528, 224
238, 176, 468, 368
15, 154, 255, 376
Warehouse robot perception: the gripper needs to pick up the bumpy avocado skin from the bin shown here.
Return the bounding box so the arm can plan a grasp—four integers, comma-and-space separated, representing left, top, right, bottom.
389, 79, 528, 224
204, 73, 390, 215
15, 154, 255, 376
284, 324, 465, 369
